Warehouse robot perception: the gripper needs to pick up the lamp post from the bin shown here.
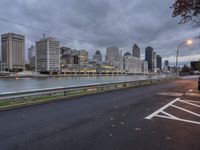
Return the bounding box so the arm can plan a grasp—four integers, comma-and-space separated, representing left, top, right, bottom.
176, 40, 193, 77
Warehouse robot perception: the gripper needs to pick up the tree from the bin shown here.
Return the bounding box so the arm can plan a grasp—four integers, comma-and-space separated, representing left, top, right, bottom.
196, 60, 200, 71
171, 0, 200, 25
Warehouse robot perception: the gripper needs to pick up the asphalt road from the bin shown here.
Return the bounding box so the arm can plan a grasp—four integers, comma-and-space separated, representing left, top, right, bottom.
0, 78, 200, 150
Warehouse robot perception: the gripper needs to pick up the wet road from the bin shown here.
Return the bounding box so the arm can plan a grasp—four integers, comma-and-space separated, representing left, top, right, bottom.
0, 77, 199, 150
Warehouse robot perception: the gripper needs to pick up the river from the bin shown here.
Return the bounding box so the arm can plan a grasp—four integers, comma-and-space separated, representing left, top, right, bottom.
0, 74, 173, 94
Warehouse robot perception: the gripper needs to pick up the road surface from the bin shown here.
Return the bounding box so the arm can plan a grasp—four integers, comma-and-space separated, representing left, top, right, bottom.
0, 77, 199, 150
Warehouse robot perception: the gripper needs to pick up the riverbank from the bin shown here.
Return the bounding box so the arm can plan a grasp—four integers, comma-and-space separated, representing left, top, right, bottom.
0, 77, 176, 111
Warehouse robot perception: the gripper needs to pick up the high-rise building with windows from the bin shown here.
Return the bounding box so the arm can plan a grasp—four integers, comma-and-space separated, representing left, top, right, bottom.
1, 33, 25, 71
156, 55, 162, 70
93, 50, 102, 62
132, 44, 140, 58
36, 37, 60, 72
28, 45, 36, 62
105, 47, 120, 63
145, 46, 154, 72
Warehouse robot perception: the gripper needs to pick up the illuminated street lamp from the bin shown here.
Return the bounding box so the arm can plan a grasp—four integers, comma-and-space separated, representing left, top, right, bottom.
176, 39, 193, 77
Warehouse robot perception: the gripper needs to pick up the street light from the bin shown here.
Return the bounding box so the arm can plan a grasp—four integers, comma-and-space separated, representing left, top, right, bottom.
176, 39, 193, 77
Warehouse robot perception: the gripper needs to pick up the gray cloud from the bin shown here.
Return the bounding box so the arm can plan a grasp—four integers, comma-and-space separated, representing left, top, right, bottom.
0, 0, 199, 65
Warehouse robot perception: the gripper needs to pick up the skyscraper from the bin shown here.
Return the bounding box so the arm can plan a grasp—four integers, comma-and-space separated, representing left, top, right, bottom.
93, 50, 102, 62
145, 46, 154, 72
153, 51, 157, 72
156, 55, 162, 70
105, 47, 120, 63
132, 44, 140, 58
28, 45, 36, 62
36, 37, 60, 72
1, 33, 25, 71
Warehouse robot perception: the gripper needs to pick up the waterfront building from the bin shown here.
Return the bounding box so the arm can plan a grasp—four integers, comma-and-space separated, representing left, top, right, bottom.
105, 47, 120, 63
132, 44, 140, 58
78, 49, 89, 66
1, 33, 25, 71
142, 61, 149, 74
36, 37, 60, 73
28, 45, 36, 62
145, 46, 154, 72
156, 55, 162, 70
93, 50, 102, 62
30, 56, 36, 70
60, 49, 88, 68
123, 53, 143, 74
153, 51, 157, 73
60, 47, 71, 55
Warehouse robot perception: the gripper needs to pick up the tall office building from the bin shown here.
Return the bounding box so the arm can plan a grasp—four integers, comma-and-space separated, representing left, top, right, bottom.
78, 49, 89, 66
1, 33, 25, 71
93, 50, 102, 62
28, 45, 36, 62
36, 37, 60, 72
105, 47, 120, 63
132, 44, 140, 58
156, 55, 162, 70
145, 46, 154, 72
153, 51, 157, 72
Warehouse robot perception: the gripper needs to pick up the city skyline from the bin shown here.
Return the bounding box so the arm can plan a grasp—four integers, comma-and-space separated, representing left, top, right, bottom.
0, 0, 199, 66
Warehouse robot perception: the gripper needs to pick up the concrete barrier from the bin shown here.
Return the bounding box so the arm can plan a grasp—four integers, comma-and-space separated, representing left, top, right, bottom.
0, 77, 175, 103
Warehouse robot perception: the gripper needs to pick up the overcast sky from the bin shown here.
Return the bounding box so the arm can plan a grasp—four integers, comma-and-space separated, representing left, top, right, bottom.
0, 0, 200, 66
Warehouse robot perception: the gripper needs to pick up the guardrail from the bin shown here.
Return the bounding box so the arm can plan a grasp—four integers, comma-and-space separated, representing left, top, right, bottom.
0, 77, 175, 102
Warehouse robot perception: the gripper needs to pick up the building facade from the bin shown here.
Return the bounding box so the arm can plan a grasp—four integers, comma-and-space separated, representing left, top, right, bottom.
60, 47, 71, 55
145, 46, 154, 72
156, 55, 162, 70
28, 45, 36, 62
1, 33, 25, 71
105, 47, 120, 63
132, 44, 140, 58
60, 49, 88, 68
78, 50, 89, 66
123, 53, 143, 74
93, 50, 102, 62
36, 37, 60, 72
142, 60, 149, 74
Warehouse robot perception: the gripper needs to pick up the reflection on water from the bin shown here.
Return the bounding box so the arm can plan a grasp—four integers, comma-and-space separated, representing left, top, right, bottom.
0, 75, 170, 94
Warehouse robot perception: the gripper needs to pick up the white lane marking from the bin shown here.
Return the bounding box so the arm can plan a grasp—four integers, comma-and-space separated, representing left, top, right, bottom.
171, 105, 200, 117
184, 100, 200, 104
155, 114, 200, 125
145, 98, 200, 125
179, 100, 200, 108
160, 111, 178, 119
145, 98, 180, 120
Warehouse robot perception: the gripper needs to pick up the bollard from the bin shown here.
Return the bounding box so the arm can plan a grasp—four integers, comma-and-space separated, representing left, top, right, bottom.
198, 77, 200, 92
